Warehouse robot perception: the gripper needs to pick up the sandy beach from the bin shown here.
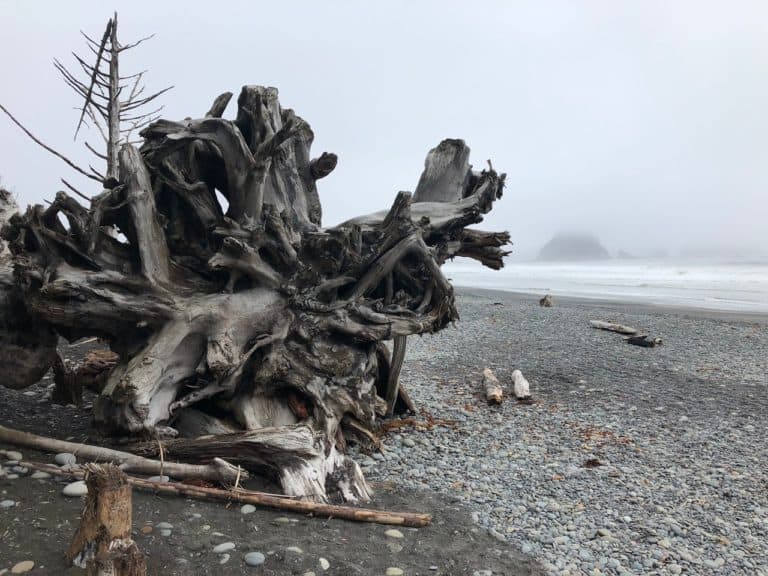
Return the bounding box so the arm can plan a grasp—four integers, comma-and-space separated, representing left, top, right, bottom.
1, 288, 766, 575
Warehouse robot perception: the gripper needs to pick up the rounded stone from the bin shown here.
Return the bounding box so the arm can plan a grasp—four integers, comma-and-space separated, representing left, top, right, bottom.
213, 542, 236, 554
244, 551, 266, 566
1, 499, 16, 508
385, 528, 404, 539
31, 471, 51, 479
155, 522, 173, 529
54, 452, 77, 466
385, 568, 404, 576
5, 451, 23, 462
62, 480, 88, 497
319, 557, 330, 571
240, 504, 256, 515
219, 553, 230, 564
285, 546, 303, 554
11, 561, 35, 574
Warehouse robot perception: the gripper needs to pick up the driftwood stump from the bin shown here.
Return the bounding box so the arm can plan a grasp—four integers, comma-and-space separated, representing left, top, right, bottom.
0, 85, 511, 502
66, 464, 146, 576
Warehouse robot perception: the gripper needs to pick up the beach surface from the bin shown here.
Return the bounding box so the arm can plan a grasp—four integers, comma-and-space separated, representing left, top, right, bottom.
1, 288, 766, 575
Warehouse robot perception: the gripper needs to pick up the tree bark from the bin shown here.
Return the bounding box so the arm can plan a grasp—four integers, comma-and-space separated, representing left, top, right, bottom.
66, 464, 146, 576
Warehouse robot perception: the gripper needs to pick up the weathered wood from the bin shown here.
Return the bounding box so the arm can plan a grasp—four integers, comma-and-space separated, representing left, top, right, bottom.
511, 369, 531, 399
589, 320, 638, 335
1, 66, 510, 501
482, 367, 503, 404
539, 294, 553, 307
66, 464, 147, 575
625, 334, 663, 348
0, 424, 244, 484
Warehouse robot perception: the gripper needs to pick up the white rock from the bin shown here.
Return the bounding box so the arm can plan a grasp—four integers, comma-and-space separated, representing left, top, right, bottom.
10, 560, 35, 574
155, 522, 174, 529
31, 471, 51, 479
240, 504, 256, 514
1, 499, 16, 508
213, 542, 235, 554
385, 569, 404, 576
54, 452, 77, 466
512, 369, 531, 398
219, 553, 230, 564
385, 528, 404, 539
285, 546, 303, 554
4, 451, 22, 461
62, 480, 88, 497
319, 557, 330, 571
244, 551, 265, 566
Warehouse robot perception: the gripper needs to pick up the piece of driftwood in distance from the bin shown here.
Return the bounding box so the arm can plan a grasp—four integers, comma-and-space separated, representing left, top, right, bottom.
66, 464, 147, 576
482, 368, 503, 404
511, 369, 532, 399
21, 460, 432, 528
589, 320, 638, 335
625, 334, 663, 348
0, 424, 243, 484
539, 294, 553, 307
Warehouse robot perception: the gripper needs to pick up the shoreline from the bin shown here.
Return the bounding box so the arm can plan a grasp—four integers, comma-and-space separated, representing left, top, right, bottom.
455, 286, 768, 323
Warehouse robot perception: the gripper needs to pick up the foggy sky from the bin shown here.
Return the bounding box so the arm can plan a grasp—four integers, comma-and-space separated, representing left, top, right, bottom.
1, 0, 766, 259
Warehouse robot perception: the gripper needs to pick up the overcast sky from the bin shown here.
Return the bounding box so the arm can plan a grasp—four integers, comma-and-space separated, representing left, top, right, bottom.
1, 0, 766, 259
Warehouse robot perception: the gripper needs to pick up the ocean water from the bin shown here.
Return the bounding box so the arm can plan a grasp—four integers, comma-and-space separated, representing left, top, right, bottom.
443, 259, 768, 313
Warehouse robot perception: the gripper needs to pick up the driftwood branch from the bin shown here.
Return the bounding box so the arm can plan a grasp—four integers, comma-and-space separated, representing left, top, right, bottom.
0, 424, 243, 485
22, 461, 432, 528
590, 320, 638, 335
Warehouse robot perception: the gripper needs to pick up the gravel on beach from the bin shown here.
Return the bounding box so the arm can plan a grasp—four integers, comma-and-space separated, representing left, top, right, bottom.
1, 288, 766, 575
353, 289, 768, 576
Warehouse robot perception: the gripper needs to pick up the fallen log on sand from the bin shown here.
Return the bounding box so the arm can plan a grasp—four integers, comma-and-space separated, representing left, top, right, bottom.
21, 460, 432, 528
0, 424, 243, 485
482, 368, 503, 404
589, 320, 638, 335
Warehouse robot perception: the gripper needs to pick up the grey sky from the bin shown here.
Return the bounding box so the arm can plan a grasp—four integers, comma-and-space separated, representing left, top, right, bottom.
1, 0, 766, 259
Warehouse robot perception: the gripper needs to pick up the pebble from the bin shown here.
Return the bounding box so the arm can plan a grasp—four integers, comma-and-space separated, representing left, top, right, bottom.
155, 522, 173, 529
31, 471, 51, 479
244, 551, 266, 566
54, 452, 77, 466
160, 529, 172, 537
385, 528, 404, 539
385, 569, 404, 576
318, 557, 330, 570
62, 480, 88, 497
1, 499, 16, 508
285, 546, 303, 554
213, 542, 235, 554
10, 561, 34, 574
240, 504, 256, 514
403, 438, 416, 447
4, 451, 22, 461
219, 553, 230, 564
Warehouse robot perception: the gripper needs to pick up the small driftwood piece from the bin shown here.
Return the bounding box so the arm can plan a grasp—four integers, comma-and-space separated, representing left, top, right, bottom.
0, 424, 243, 484
22, 461, 432, 528
511, 369, 531, 399
66, 464, 147, 576
539, 294, 553, 307
482, 368, 503, 404
589, 320, 638, 335
625, 334, 663, 348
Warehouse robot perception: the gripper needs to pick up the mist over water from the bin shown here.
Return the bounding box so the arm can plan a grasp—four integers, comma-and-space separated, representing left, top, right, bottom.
445, 257, 768, 313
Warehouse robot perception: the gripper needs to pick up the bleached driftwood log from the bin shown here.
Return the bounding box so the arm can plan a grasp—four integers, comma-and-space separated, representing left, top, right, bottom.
0, 424, 243, 484
482, 368, 503, 404
0, 85, 510, 502
512, 369, 531, 399
589, 320, 638, 335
